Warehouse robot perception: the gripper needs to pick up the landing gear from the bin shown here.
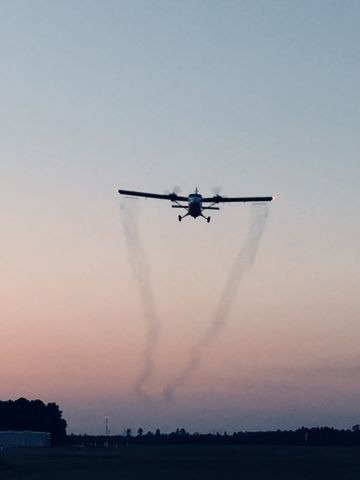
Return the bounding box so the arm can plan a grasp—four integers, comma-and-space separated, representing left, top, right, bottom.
200, 213, 211, 223
178, 213, 189, 221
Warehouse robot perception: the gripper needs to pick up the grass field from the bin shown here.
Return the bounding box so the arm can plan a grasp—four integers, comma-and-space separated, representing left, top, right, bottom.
1, 445, 360, 479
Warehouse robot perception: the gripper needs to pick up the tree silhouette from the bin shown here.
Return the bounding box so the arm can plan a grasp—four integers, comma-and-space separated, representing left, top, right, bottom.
0, 398, 67, 445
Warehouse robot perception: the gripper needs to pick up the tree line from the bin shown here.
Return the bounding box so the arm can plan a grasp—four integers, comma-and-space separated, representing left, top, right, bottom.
0, 398, 67, 445
69, 426, 360, 447
2, 398, 360, 447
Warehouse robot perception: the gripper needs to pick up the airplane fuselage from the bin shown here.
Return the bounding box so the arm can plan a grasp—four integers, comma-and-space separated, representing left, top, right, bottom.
188, 193, 203, 218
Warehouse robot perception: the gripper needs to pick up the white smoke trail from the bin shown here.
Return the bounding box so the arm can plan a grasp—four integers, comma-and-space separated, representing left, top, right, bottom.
163, 203, 269, 400
120, 200, 161, 398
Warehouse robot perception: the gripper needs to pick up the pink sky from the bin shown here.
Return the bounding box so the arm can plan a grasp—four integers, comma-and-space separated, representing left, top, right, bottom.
1, 1, 360, 433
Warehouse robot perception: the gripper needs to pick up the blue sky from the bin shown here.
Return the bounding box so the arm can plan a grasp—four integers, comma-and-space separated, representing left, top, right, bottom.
1, 0, 360, 433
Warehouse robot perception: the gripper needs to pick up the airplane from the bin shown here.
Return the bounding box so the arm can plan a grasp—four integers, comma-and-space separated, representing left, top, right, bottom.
118, 188, 273, 222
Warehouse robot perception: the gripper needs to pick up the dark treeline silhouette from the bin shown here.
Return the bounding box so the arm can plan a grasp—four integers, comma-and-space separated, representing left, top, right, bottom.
0, 398, 67, 445
68, 426, 360, 447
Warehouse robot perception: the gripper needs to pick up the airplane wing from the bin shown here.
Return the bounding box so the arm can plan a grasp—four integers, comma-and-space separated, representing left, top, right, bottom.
201, 195, 274, 203
118, 189, 188, 202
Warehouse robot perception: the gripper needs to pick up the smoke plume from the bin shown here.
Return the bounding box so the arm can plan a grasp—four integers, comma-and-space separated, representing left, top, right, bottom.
163, 203, 269, 400
120, 200, 161, 398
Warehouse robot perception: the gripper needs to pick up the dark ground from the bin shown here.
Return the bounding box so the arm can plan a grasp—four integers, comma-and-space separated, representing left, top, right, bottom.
1, 445, 360, 479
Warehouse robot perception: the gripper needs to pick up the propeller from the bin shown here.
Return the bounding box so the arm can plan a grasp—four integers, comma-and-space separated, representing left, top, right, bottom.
211, 186, 222, 198
172, 185, 182, 195
164, 185, 183, 196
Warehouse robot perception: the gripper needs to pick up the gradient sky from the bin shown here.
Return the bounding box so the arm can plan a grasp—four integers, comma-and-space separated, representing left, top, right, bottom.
1, 0, 360, 434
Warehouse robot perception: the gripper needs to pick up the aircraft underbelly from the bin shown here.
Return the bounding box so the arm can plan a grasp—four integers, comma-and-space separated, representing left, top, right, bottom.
189, 201, 201, 217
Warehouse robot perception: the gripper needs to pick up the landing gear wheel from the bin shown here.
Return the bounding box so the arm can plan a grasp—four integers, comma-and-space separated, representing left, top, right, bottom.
207, 217, 211, 223
178, 215, 182, 222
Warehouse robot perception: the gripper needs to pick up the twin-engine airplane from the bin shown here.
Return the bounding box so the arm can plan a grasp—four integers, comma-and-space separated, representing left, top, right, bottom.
118, 188, 273, 222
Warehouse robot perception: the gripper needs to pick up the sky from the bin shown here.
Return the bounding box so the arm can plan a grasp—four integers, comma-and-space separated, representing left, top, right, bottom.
1, 0, 360, 434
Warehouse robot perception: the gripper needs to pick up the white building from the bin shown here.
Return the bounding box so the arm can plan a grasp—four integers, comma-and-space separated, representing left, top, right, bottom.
0, 431, 51, 447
